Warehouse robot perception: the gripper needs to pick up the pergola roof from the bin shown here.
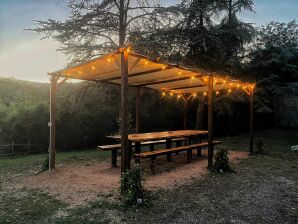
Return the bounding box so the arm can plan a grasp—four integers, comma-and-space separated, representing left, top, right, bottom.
50, 50, 253, 94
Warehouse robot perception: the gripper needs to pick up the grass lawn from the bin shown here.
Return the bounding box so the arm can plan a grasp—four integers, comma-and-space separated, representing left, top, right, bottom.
0, 129, 297, 223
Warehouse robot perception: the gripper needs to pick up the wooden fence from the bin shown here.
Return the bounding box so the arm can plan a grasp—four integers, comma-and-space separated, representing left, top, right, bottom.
0, 141, 41, 156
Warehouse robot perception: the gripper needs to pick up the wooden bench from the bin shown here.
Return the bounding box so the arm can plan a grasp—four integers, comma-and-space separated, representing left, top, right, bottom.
97, 138, 187, 167
134, 141, 222, 174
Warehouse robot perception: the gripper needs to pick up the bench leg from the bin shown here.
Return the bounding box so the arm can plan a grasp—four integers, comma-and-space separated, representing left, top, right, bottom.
111, 149, 117, 167
197, 148, 202, 157
150, 144, 154, 152
175, 140, 181, 155
187, 149, 192, 163
167, 153, 172, 162
166, 138, 172, 162
197, 136, 202, 157
150, 157, 156, 175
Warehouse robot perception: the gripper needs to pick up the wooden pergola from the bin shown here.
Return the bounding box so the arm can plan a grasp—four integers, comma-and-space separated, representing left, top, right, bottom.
48, 48, 255, 172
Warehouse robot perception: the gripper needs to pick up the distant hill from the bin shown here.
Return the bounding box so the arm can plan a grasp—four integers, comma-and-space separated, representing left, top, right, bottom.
0, 78, 49, 105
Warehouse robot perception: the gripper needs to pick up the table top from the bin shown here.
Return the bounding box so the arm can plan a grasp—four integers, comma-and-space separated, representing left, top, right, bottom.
106, 130, 208, 142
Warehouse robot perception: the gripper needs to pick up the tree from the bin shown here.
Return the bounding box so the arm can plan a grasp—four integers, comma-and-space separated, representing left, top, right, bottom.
247, 20, 298, 114
31, 0, 179, 64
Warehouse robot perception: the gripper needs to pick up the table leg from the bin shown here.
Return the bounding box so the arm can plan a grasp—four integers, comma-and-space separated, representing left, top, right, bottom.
187, 136, 192, 163
128, 141, 132, 169
134, 141, 141, 164
166, 138, 172, 162
197, 135, 202, 157
111, 149, 117, 167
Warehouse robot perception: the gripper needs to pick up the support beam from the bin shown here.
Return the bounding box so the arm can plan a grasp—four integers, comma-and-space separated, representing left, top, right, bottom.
120, 50, 130, 173
135, 87, 142, 133
207, 74, 214, 168
49, 74, 58, 170
249, 87, 254, 154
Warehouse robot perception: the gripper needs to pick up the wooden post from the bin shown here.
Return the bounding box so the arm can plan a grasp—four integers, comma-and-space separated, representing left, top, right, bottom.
207, 74, 214, 168
135, 88, 141, 133
120, 49, 130, 173
28, 139, 31, 154
249, 87, 254, 154
49, 74, 58, 170
11, 141, 14, 155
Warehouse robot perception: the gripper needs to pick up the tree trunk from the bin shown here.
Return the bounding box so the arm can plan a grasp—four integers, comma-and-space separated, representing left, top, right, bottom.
195, 95, 205, 129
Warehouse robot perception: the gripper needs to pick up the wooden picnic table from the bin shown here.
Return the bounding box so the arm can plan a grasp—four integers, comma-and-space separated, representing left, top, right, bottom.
106, 130, 208, 168
106, 130, 208, 142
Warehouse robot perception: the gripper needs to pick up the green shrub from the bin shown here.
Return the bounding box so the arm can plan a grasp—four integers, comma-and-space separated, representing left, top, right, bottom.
120, 164, 145, 206
255, 138, 264, 154
41, 156, 49, 172
213, 149, 231, 173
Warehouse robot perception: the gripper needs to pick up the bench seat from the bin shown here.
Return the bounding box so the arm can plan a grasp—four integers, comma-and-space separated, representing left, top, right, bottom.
97, 137, 188, 167
134, 140, 222, 174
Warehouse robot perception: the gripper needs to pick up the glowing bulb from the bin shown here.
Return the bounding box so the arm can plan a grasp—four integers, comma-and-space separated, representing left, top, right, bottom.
191, 76, 195, 80
144, 60, 148, 65
92, 66, 95, 70
178, 71, 181, 75
170, 92, 173, 96
237, 84, 240, 88
204, 77, 208, 82
162, 65, 166, 70
216, 91, 219, 95
228, 89, 232, 93
162, 92, 166, 96
223, 80, 226, 84
203, 92, 207, 96
193, 93, 197, 97
126, 48, 130, 52
107, 58, 111, 62
177, 94, 181, 99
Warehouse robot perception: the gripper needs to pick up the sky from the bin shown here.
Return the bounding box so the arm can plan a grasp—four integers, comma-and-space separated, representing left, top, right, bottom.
0, 0, 297, 82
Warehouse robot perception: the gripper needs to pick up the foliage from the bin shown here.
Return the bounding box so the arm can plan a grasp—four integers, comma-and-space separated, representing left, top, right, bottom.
121, 164, 145, 206
41, 156, 49, 172
213, 149, 231, 173
255, 138, 264, 154
247, 20, 298, 113
30, 0, 180, 64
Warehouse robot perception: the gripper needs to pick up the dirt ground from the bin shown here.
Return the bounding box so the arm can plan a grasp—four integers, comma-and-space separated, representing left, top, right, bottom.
23, 150, 247, 205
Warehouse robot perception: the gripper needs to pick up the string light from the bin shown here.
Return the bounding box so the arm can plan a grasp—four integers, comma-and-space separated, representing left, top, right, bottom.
193, 93, 197, 97
170, 92, 173, 96
191, 76, 195, 80
204, 77, 208, 82
92, 66, 95, 70
177, 94, 181, 99
223, 80, 226, 84
237, 84, 240, 88
228, 89, 232, 93
203, 92, 207, 96
178, 71, 181, 75
162, 65, 166, 70
216, 91, 219, 95
162, 91, 166, 97
107, 58, 111, 62
144, 60, 148, 65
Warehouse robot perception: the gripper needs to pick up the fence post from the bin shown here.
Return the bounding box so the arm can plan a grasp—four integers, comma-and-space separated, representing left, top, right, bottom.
11, 141, 15, 156
28, 139, 31, 154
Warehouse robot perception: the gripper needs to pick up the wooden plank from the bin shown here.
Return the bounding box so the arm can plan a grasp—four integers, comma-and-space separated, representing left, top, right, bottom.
136, 74, 204, 87
135, 141, 222, 158
107, 130, 208, 142
208, 74, 214, 168
120, 50, 130, 172
100, 67, 174, 83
